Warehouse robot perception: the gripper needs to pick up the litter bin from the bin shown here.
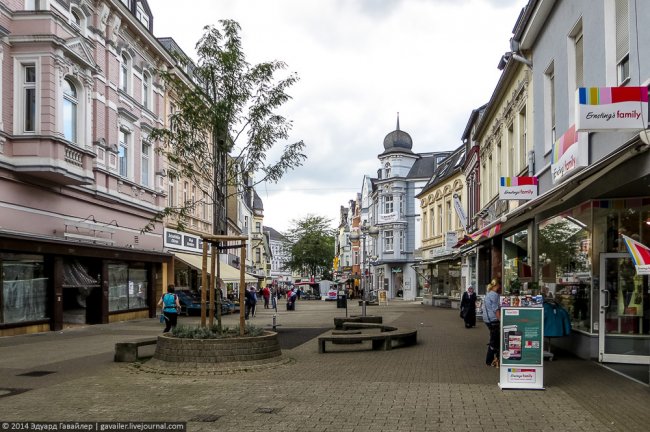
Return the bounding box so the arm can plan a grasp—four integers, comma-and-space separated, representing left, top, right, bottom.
336, 290, 347, 309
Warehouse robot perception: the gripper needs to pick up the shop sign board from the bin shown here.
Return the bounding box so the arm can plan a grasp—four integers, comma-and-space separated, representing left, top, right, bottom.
164, 228, 206, 253
499, 176, 538, 200
445, 231, 458, 249
499, 307, 544, 390
378, 212, 399, 223
551, 125, 588, 184
575, 87, 648, 131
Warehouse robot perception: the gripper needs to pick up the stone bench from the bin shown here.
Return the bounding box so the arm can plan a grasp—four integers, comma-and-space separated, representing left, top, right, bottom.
318, 327, 417, 353
114, 337, 158, 362
333, 315, 382, 330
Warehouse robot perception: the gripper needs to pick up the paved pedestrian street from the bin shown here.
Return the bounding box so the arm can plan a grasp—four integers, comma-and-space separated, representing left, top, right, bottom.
1, 301, 649, 431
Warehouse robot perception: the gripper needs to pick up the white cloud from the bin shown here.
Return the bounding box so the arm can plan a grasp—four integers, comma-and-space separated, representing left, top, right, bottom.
150, 0, 527, 233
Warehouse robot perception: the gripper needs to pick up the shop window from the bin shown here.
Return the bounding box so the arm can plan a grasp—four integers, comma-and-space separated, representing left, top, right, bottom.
503, 228, 531, 295
539, 205, 592, 332
1, 254, 48, 324
108, 263, 148, 312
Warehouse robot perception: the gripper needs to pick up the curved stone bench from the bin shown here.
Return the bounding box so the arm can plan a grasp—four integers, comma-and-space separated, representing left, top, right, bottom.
333, 315, 382, 330
318, 326, 417, 353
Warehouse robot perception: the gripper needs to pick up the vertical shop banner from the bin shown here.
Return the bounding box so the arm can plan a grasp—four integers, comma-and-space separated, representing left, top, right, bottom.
551, 125, 588, 184
499, 307, 544, 390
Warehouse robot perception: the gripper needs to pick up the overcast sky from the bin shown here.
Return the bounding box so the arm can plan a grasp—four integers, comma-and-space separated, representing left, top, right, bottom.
150, 0, 526, 233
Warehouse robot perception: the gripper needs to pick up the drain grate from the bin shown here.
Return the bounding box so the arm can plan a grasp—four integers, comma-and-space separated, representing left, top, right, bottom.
188, 414, 221, 422
0, 388, 30, 399
17, 371, 56, 377
254, 407, 281, 414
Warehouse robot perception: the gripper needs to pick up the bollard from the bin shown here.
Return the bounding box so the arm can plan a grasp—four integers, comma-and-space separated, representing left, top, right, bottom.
272, 314, 277, 331
361, 300, 367, 317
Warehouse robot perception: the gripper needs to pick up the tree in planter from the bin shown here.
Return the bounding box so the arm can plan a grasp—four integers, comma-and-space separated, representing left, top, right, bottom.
283, 215, 336, 281
147, 20, 306, 233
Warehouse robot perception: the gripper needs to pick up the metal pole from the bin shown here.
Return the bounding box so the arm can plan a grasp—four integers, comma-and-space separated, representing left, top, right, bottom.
362, 232, 367, 317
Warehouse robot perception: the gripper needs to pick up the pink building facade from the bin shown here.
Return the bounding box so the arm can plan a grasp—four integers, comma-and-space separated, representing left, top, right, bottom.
0, 0, 175, 335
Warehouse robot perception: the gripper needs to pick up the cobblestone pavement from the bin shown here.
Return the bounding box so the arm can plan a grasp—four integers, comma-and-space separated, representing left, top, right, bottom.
1, 300, 649, 431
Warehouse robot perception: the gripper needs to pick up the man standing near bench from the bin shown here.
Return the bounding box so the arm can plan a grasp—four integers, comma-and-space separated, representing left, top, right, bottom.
158, 284, 181, 333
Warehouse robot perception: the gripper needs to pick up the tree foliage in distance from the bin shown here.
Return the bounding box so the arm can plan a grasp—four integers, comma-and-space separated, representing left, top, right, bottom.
283, 215, 335, 280
146, 20, 306, 232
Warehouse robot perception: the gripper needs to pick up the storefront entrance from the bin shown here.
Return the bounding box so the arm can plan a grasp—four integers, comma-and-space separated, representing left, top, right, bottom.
599, 253, 650, 365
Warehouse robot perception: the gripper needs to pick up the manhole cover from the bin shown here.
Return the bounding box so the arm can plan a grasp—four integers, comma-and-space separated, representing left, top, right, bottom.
0, 388, 30, 399
17, 371, 55, 377
189, 414, 221, 422
254, 407, 281, 414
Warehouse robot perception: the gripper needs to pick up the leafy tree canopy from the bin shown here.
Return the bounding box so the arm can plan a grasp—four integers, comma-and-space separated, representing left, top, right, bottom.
283, 215, 335, 279
146, 20, 306, 232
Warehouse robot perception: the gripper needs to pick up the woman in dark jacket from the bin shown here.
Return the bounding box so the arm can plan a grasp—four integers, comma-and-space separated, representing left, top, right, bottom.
460, 286, 477, 328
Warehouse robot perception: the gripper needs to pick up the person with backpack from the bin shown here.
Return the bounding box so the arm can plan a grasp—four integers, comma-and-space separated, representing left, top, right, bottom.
158, 284, 181, 333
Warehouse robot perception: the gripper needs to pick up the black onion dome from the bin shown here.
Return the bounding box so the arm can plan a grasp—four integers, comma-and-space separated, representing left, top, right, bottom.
381, 114, 414, 155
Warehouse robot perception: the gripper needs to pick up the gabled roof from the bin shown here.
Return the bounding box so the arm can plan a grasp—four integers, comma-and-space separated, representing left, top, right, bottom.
263, 226, 285, 241
419, 144, 466, 194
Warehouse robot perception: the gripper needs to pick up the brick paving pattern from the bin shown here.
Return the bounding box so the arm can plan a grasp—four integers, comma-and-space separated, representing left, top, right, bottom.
1, 301, 649, 431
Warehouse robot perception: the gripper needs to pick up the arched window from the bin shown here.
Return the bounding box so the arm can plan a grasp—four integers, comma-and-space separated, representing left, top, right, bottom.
63, 78, 78, 143
119, 52, 130, 93
384, 162, 391, 178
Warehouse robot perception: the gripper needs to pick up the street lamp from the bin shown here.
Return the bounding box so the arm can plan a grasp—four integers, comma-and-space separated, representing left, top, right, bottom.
349, 222, 379, 316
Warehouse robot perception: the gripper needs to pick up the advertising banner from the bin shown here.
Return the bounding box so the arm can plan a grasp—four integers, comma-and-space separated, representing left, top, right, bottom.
499, 176, 538, 200
499, 307, 544, 390
575, 87, 648, 131
551, 125, 588, 184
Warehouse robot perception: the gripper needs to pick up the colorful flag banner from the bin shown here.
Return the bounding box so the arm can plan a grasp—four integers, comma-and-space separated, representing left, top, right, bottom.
499, 176, 538, 200
575, 87, 648, 131
621, 234, 650, 275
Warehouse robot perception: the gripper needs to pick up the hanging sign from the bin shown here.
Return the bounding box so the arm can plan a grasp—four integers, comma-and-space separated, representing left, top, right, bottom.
499, 307, 544, 390
499, 176, 538, 200
551, 125, 588, 184
575, 87, 648, 131
453, 194, 468, 228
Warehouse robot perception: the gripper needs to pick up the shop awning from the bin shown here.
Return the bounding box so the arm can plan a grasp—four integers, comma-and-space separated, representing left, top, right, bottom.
173, 252, 258, 283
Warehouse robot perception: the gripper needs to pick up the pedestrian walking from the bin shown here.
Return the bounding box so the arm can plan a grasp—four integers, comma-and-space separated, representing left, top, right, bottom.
249, 286, 258, 317
483, 279, 501, 367
460, 286, 477, 328
158, 284, 181, 333
262, 285, 271, 309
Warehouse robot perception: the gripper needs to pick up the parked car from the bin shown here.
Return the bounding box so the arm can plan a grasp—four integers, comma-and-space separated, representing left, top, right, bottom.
175, 291, 202, 316
178, 289, 234, 316
323, 288, 338, 301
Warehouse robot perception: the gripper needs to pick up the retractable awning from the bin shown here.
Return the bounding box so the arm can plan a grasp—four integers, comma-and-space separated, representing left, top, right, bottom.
173, 252, 258, 283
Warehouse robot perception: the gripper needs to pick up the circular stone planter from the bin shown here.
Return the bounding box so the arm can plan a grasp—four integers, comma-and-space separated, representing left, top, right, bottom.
137, 331, 291, 375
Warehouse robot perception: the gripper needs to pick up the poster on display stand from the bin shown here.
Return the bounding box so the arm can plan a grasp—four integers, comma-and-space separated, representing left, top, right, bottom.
499, 306, 545, 390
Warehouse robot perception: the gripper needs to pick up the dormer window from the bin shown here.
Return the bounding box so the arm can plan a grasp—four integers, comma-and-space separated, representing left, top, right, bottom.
71, 10, 81, 28
136, 2, 150, 29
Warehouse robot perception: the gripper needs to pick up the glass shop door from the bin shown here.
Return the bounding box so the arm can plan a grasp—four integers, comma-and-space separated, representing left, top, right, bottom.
599, 253, 650, 364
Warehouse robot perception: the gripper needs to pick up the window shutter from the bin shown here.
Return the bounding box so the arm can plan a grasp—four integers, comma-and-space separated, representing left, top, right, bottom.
615, 0, 629, 63
575, 33, 584, 88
